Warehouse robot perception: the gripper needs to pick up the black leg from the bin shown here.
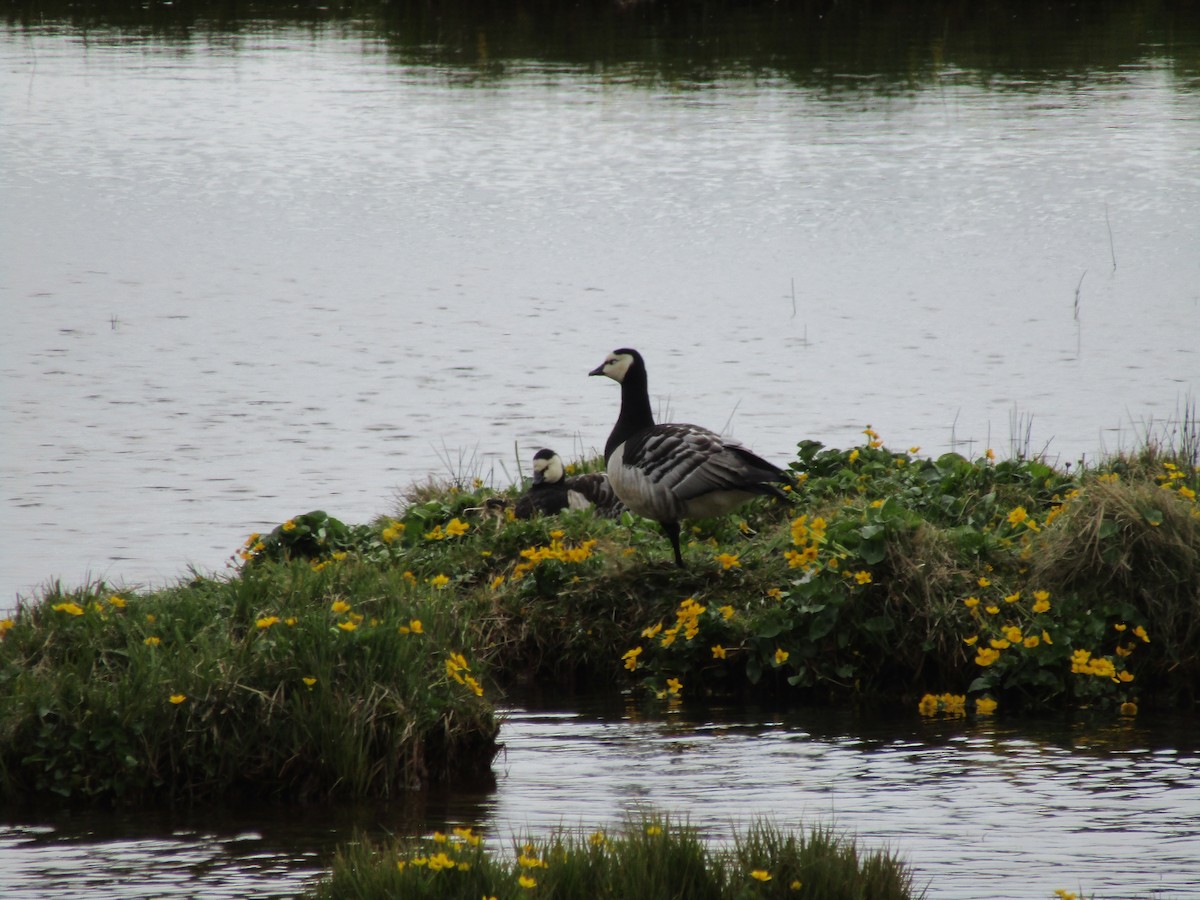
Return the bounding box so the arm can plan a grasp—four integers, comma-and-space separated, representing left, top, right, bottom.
662, 521, 685, 568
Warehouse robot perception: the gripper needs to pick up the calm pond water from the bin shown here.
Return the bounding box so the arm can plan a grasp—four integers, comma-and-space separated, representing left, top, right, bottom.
2, 3, 1199, 897
2, 698, 1199, 899
2, 7, 1198, 608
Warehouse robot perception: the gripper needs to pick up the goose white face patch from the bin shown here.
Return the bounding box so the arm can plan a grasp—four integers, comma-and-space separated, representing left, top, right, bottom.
543, 454, 565, 484
594, 352, 634, 383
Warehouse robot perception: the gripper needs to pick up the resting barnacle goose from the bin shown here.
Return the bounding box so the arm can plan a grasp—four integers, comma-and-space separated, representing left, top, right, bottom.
513, 448, 626, 520
589, 348, 789, 567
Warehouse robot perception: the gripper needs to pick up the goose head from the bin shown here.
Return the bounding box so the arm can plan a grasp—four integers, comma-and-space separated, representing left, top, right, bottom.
589, 348, 641, 383
531, 448, 566, 485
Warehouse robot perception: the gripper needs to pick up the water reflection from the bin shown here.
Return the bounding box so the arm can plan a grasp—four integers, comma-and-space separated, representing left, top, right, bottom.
2, 700, 1197, 899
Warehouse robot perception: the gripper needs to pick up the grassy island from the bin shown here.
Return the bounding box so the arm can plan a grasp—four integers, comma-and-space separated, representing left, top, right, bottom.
2, 429, 1197, 811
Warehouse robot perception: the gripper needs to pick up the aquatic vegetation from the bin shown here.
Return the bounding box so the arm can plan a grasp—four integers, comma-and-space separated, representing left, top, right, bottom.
3, 427, 1196, 806
304, 814, 918, 900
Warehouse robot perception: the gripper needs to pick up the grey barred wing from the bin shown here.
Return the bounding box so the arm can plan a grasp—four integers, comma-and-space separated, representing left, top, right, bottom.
622, 424, 776, 501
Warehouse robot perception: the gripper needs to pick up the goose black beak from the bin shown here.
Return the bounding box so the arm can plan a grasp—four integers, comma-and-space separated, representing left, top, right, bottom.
588, 363, 605, 376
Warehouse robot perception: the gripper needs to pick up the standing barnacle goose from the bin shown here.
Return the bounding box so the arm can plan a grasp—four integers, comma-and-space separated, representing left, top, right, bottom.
589, 348, 788, 567
513, 448, 626, 520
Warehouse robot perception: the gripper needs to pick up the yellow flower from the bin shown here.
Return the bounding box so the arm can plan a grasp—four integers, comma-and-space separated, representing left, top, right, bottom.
985, 448, 995, 461
589, 831, 606, 847
52, 602, 85, 616
1004, 591, 1021, 604
380, 521, 405, 543
989, 638, 1011, 650
302, 677, 317, 687
720, 605, 735, 621
1114, 623, 1127, 632
963, 635, 979, 645
144, 636, 161, 647
774, 647, 790, 666
169, 694, 186, 704
977, 576, 991, 588
646, 825, 663, 836
1133, 625, 1150, 643
431, 574, 451, 589
282, 519, 297, 532
854, 570, 872, 585
791, 881, 803, 890
453, 826, 482, 846
256, 616, 280, 629
974, 647, 1001, 667
750, 870, 772, 882
330, 600, 351, 614
489, 575, 505, 591
848, 448, 859, 463
1041, 630, 1054, 645
642, 622, 663, 639
712, 645, 727, 659
445, 518, 470, 538
963, 596, 980, 609
715, 552, 741, 570
766, 588, 783, 600
985, 605, 1000, 615
975, 696, 998, 715
409, 619, 423, 634
918, 694, 939, 716
666, 678, 682, 696
1032, 594, 1051, 614
1004, 626, 1023, 644
622, 646, 643, 671
337, 621, 357, 632
108, 595, 127, 609
1120, 701, 1139, 717
1023, 635, 1041, 649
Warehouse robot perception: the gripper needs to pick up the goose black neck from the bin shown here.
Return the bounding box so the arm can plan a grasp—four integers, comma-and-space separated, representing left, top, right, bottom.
605, 363, 655, 462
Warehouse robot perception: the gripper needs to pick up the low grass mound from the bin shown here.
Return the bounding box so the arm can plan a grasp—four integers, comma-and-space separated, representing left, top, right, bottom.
304, 814, 919, 900
0, 564, 498, 806
2, 429, 1196, 806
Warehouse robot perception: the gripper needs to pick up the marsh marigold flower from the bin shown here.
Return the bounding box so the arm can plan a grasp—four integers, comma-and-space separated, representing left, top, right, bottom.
622, 646, 643, 671
256, 616, 280, 629
712, 645, 727, 659
330, 600, 351, 614
750, 870, 772, 882
431, 574, 450, 589
975, 647, 1001, 667
774, 647, 790, 665
169, 694, 186, 704
52, 602, 85, 616
715, 552, 741, 570
975, 696, 998, 715
144, 636, 161, 647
